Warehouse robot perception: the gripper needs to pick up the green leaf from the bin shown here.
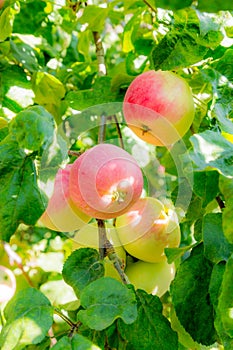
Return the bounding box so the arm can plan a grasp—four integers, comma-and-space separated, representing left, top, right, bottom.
9, 106, 55, 151
118, 289, 178, 350
209, 262, 226, 312
0, 7, 14, 42
203, 213, 233, 264
52, 334, 101, 350
0, 288, 53, 350
156, 0, 192, 10
79, 5, 109, 32
216, 255, 233, 338
170, 244, 216, 345
62, 248, 104, 297
165, 244, 196, 263
77, 277, 137, 331
66, 76, 121, 111
197, 0, 233, 12
0, 140, 45, 242
10, 39, 40, 72
32, 72, 66, 106
216, 49, 233, 81
219, 176, 233, 244
193, 171, 219, 207
189, 130, 233, 178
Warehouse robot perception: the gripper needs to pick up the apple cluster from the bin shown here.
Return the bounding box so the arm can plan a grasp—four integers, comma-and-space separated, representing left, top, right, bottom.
39, 70, 195, 296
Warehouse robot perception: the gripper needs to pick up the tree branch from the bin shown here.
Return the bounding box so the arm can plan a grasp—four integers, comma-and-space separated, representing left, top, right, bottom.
93, 31, 107, 76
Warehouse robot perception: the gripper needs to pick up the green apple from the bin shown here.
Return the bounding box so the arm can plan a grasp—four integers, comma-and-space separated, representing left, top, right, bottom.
115, 197, 180, 263
125, 259, 175, 297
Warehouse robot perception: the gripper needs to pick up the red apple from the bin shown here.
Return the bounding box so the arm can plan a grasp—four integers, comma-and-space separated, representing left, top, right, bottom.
0, 0, 4, 9
123, 70, 195, 146
69, 144, 143, 219
115, 197, 180, 263
39, 165, 91, 232
125, 259, 175, 297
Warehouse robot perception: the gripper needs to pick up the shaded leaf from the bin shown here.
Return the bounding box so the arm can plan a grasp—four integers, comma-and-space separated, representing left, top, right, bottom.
0, 140, 45, 241
52, 334, 101, 350
203, 213, 233, 264
170, 244, 216, 345
62, 248, 104, 297
118, 289, 178, 350
219, 175, 233, 243
0, 288, 53, 350
193, 171, 219, 207
215, 255, 233, 342
78, 277, 137, 331
197, 0, 233, 12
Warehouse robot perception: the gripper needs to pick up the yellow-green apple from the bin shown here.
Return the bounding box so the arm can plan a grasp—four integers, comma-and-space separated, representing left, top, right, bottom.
69, 143, 143, 220
123, 70, 195, 146
125, 259, 175, 297
39, 165, 91, 232
115, 197, 180, 262
72, 222, 126, 281
0, 265, 16, 303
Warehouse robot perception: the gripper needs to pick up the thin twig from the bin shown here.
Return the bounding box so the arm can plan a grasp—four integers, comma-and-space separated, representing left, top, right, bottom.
3, 242, 34, 287
216, 195, 225, 210
112, 115, 124, 149
68, 150, 83, 157
54, 308, 76, 328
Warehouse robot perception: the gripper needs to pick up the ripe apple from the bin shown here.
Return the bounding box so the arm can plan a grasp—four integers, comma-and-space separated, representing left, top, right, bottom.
72, 222, 126, 281
115, 197, 180, 263
123, 70, 195, 146
125, 259, 175, 297
39, 165, 91, 232
0, 0, 4, 9
69, 143, 143, 220
0, 265, 16, 303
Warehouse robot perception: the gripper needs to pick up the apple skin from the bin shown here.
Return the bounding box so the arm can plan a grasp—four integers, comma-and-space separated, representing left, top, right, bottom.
0, 0, 4, 9
125, 259, 175, 297
69, 144, 143, 220
39, 165, 91, 232
72, 222, 126, 281
123, 70, 195, 146
0, 265, 16, 303
115, 197, 181, 263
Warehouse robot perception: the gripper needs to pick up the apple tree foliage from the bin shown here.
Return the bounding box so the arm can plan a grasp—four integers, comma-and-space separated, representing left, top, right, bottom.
0, 0, 233, 349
